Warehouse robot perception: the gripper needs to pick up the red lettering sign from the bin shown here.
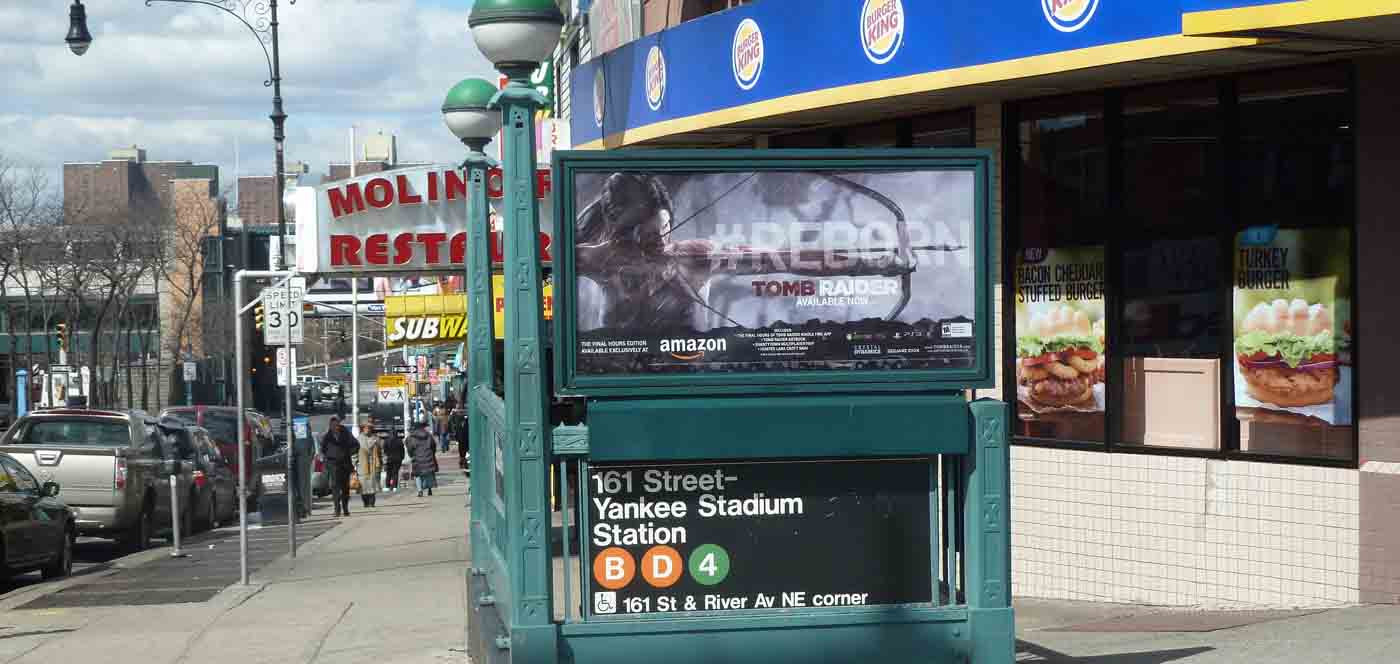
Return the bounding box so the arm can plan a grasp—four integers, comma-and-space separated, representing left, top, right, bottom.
365, 178, 394, 209
328, 183, 365, 219
396, 174, 423, 206
330, 235, 361, 265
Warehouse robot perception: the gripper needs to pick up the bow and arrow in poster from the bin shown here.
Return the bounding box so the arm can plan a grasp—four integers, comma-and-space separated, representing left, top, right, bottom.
573, 172, 966, 331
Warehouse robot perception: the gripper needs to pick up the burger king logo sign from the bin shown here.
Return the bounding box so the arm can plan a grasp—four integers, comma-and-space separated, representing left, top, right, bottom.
731, 18, 763, 90
1042, 0, 1098, 32
645, 45, 667, 111
860, 0, 904, 64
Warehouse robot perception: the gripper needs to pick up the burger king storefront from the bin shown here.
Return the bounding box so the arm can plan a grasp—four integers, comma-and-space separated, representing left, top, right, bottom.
562, 0, 1400, 607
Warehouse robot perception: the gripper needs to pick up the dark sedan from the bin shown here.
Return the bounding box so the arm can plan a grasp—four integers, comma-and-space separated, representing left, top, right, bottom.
0, 452, 75, 580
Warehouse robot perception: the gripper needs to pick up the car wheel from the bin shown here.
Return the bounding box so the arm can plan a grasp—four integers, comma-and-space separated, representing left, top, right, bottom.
41, 529, 73, 580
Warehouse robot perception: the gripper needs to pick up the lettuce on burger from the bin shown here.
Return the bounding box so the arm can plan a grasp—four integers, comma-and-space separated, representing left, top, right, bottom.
1236, 298, 1338, 408
1017, 305, 1103, 408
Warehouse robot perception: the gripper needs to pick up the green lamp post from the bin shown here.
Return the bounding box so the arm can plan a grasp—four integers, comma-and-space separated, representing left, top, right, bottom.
441, 77, 500, 585
467, 1, 564, 660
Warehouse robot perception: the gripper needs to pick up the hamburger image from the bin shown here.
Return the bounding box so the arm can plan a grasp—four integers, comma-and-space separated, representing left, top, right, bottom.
1017, 305, 1103, 409
1235, 298, 1338, 408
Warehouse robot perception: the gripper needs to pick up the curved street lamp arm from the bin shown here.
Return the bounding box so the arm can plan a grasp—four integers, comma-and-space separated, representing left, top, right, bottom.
144, 0, 294, 87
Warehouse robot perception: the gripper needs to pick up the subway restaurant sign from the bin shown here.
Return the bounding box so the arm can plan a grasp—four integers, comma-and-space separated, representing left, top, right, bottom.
384, 277, 554, 348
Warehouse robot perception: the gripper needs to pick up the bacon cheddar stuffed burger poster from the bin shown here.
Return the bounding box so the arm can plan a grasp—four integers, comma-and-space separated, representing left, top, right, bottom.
569, 170, 977, 375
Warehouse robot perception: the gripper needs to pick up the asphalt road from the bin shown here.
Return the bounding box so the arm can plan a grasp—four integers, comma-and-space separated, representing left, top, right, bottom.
0, 538, 129, 598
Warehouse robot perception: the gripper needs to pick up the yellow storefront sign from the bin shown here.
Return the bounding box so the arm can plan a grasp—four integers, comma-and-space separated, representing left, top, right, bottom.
384, 275, 552, 348
376, 375, 407, 388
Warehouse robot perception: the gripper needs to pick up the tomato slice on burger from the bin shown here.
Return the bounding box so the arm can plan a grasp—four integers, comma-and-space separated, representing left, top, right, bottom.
1021, 353, 1054, 367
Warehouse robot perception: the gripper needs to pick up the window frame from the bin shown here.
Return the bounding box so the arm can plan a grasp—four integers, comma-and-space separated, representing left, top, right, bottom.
1002, 64, 1359, 468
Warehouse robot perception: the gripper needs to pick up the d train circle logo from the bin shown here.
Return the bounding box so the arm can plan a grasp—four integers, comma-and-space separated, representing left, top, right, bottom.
731, 18, 764, 90
860, 0, 904, 64
645, 45, 667, 111
1042, 0, 1098, 33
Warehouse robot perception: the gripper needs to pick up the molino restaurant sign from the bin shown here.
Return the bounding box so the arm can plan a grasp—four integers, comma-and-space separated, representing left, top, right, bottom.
294, 165, 555, 275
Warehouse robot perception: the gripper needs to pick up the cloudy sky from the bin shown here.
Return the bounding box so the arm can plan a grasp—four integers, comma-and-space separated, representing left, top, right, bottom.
0, 0, 497, 194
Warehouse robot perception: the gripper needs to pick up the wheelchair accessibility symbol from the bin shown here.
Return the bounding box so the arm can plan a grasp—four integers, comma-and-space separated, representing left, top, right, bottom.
593, 591, 617, 615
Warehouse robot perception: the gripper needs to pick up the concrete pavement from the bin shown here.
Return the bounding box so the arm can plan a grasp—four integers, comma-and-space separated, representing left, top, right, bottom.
0, 468, 470, 664
0, 456, 1397, 663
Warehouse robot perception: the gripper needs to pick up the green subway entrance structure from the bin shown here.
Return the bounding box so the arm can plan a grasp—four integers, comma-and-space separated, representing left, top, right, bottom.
457, 4, 1011, 663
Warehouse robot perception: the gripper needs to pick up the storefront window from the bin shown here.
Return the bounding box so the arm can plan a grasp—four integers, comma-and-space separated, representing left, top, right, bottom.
1009, 65, 1356, 464
1013, 96, 1107, 443
1233, 66, 1353, 460
1118, 80, 1225, 451
912, 109, 974, 148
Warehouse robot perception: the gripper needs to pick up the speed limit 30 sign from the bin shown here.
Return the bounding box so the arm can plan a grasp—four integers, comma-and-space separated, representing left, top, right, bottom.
263, 276, 306, 344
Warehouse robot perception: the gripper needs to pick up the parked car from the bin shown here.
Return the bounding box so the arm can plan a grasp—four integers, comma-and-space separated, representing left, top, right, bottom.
187, 427, 238, 531
0, 451, 76, 580
0, 409, 193, 551
159, 406, 271, 512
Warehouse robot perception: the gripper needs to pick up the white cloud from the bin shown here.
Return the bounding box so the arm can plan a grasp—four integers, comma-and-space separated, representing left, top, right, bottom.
0, 0, 501, 193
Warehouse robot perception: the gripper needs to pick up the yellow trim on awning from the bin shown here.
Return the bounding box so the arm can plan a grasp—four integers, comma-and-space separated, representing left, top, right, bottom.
383, 294, 467, 318
1183, 0, 1400, 37
577, 34, 1259, 150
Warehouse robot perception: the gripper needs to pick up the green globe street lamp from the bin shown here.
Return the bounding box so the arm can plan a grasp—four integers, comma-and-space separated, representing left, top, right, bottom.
465, 0, 563, 658
441, 77, 499, 587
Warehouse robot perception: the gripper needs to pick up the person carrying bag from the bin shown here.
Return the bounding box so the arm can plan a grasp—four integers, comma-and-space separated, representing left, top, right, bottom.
356, 421, 383, 507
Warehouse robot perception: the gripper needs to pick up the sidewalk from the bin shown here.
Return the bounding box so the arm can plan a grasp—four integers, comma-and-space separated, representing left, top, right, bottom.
0, 469, 470, 664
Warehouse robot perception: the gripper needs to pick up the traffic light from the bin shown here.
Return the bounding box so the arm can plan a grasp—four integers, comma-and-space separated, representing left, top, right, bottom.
254, 303, 266, 329
55, 323, 67, 352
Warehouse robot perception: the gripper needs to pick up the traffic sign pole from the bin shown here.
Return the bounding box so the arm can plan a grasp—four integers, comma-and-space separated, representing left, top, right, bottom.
284, 275, 296, 558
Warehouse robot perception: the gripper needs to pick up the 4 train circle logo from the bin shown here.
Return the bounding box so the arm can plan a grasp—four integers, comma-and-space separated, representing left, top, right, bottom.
860, 0, 904, 65
732, 18, 764, 90
645, 45, 667, 111
1042, 0, 1098, 33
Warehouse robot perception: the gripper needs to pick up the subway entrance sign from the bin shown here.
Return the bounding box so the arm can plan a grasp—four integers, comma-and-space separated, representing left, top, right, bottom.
585, 460, 932, 616
467, 149, 1012, 664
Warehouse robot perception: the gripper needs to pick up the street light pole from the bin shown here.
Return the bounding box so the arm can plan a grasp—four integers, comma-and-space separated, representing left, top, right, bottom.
64, 0, 294, 267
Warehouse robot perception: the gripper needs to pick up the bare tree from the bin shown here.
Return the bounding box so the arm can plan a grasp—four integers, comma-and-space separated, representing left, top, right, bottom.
0, 154, 64, 411
154, 182, 226, 405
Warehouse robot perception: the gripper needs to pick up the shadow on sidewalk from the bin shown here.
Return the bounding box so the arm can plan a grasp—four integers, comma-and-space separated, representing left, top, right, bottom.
1018, 641, 1213, 663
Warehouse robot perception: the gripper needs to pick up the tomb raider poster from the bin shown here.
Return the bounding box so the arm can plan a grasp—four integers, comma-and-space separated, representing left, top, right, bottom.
572, 170, 977, 375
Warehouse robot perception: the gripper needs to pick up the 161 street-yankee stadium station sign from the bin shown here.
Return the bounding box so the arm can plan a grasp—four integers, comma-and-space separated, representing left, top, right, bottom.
294, 164, 555, 274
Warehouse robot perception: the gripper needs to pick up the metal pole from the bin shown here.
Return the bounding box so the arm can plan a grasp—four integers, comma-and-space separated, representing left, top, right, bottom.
497, 74, 551, 632
270, 0, 287, 271
234, 276, 249, 585
463, 145, 495, 576
284, 277, 296, 557
169, 473, 186, 558
351, 279, 359, 427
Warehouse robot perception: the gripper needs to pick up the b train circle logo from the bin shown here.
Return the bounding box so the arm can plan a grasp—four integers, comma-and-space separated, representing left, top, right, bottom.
1042, 0, 1098, 33
860, 0, 904, 64
732, 18, 764, 90
645, 45, 667, 111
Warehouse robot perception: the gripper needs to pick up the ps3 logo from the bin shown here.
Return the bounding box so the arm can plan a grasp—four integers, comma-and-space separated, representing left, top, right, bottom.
1042, 0, 1098, 33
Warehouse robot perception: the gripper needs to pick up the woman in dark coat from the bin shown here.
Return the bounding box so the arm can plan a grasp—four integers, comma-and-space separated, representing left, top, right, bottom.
382, 424, 406, 492
406, 420, 439, 497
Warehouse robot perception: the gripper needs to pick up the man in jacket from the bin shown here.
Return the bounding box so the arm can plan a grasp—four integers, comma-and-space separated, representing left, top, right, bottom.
320, 416, 359, 516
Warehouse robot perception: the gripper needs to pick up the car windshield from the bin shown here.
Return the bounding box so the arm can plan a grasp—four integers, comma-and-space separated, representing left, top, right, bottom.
17, 419, 128, 446
203, 412, 240, 445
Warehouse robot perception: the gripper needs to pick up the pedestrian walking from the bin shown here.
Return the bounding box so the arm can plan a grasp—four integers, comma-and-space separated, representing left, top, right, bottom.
406, 419, 438, 497
356, 421, 383, 508
434, 404, 451, 453
450, 407, 469, 472
321, 415, 360, 517
383, 426, 406, 492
